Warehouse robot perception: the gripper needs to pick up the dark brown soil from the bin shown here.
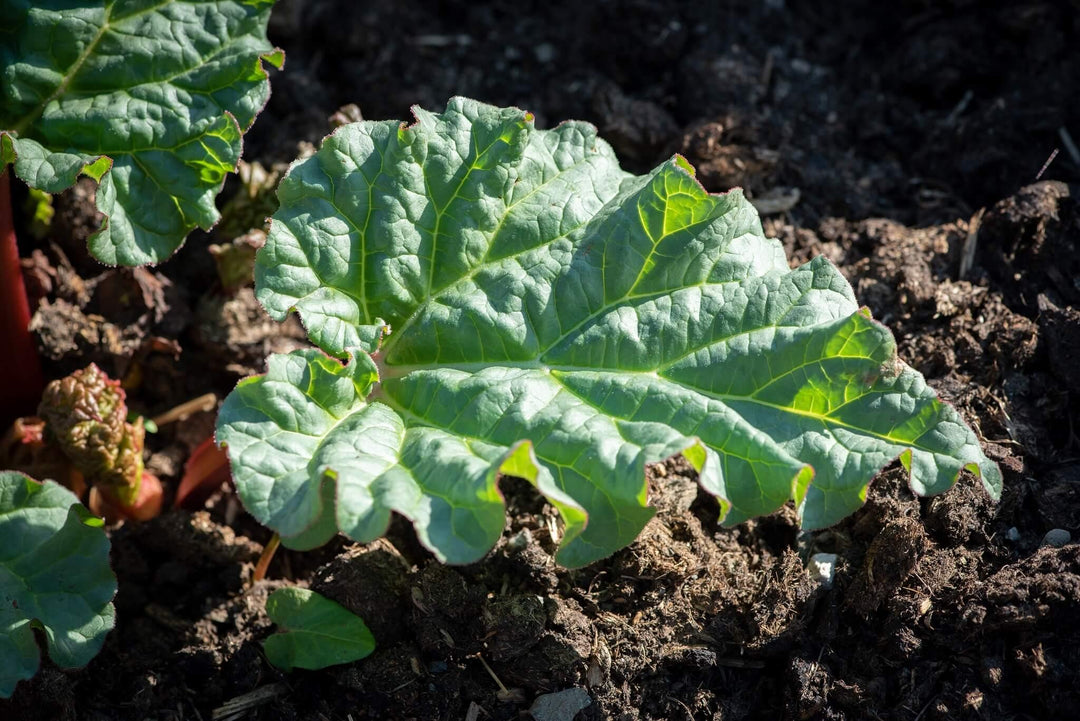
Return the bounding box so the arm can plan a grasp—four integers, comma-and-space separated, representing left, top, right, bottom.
4, 1, 1080, 719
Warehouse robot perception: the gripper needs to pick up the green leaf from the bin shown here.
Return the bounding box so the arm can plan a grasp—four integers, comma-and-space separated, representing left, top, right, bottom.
0, 472, 117, 698
0, 0, 281, 266
262, 587, 375, 672
218, 98, 1002, 568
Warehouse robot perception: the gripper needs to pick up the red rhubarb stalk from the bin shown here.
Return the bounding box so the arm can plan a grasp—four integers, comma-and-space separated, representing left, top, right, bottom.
0, 169, 44, 424
174, 435, 232, 509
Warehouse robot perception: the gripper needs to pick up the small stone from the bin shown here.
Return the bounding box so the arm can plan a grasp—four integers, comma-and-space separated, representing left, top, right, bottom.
534, 43, 556, 64
791, 58, 813, 74
808, 553, 838, 589
1041, 529, 1071, 548
530, 687, 592, 721
1006, 527, 1021, 542
506, 528, 532, 553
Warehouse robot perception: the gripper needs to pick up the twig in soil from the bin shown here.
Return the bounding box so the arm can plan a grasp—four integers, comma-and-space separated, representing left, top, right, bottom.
212, 683, 287, 721
959, 208, 983, 279
187, 699, 205, 721
944, 89, 974, 126
471, 652, 509, 694
252, 532, 281, 584
806, 645, 827, 682
760, 48, 776, 91
544, 513, 559, 544
412, 33, 472, 47
912, 695, 938, 721
1035, 148, 1060, 181
151, 392, 218, 427
585, 570, 608, 597
668, 696, 696, 720
1058, 126, 1080, 167
713, 657, 766, 669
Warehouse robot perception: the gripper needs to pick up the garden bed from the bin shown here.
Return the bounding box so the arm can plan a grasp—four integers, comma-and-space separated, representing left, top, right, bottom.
3, 1, 1079, 719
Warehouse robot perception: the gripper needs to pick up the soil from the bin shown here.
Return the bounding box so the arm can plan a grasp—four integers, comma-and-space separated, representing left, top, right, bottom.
4, 0, 1080, 719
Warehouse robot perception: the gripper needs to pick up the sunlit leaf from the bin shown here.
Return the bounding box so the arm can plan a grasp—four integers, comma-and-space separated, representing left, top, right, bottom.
0, 0, 281, 265
218, 98, 1002, 568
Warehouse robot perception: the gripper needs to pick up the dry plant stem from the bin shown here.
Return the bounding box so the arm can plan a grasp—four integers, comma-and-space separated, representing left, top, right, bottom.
0, 169, 44, 425
252, 532, 281, 584
151, 392, 218, 427
472, 653, 509, 694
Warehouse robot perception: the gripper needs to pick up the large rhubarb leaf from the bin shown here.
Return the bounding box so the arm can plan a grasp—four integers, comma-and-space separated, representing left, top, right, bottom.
0, 0, 282, 266
217, 98, 1002, 568
0, 472, 117, 698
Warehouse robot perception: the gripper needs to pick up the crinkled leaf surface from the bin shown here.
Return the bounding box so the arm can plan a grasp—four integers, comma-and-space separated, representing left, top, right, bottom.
262, 587, 375, 671
0, 0, 282, 266
217, 98, 1002, 568
0, 472, 117, 698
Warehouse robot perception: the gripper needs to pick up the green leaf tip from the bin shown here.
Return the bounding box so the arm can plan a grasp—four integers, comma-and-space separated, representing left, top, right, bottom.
262, 47, 286, 70
218, 97, 1003, 568
0, 0, 282, 266
0, 472, 117, 698
263, 587, 375, 672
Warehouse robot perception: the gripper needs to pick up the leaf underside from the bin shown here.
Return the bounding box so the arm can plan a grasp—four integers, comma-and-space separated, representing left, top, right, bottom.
0, 0, 281, 266
0, 472, 117, 699
216, 97, 1002, 568
262, 587, 375, 672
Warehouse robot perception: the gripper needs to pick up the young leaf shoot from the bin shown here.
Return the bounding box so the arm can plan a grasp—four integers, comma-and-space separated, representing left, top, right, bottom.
263, 587, 375, 672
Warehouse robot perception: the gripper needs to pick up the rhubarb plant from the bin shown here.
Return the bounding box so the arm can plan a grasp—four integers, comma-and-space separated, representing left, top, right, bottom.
0, 0, 282, 266
37, 364, 163, 521
217, 98, 1002, 568
0, 472, 117, 698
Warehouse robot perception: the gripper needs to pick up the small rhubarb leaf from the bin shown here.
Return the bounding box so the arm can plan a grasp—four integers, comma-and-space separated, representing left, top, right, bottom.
262, 587, 375, 672
0, 472, 117, 698
0, 0, 282, 266
218, 98, 1002, 568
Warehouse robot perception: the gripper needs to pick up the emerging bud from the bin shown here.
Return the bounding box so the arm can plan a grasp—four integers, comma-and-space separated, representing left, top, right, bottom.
38, 364, 145, 508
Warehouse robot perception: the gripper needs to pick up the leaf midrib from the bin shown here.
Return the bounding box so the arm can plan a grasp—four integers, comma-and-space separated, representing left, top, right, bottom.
378, 151, 607, 348
276, 627, 369, 644
421, 126, 516, 301
10, 19, 109, 136
8, 0, 178, 134
378, 169, 763, 364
